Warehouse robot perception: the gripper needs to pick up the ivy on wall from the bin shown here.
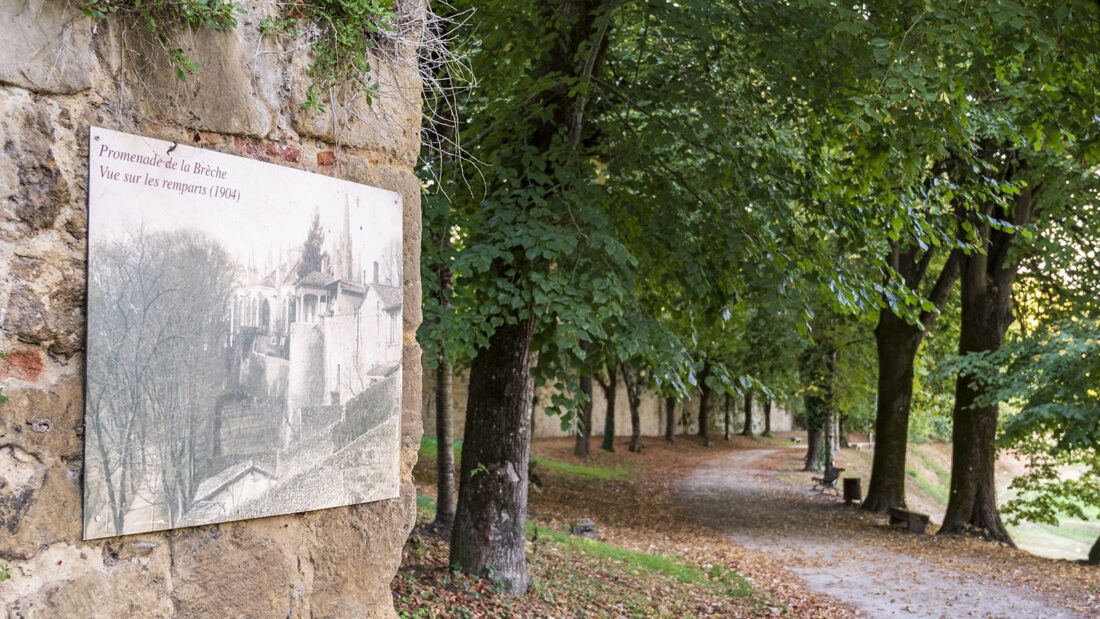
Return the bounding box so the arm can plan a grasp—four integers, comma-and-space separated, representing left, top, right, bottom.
80, 0, 396, 109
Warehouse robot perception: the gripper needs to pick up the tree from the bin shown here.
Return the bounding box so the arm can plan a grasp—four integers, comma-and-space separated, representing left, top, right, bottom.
949, 315, 1100, 560
664, 395, 677, 443
863, 243, 961, 513
741, 391, 754, 438
739, 1, 1100, 529
598, 362, 618, 452
423, 222, 459, 531
696, 361, 713, 443
938, 0, 1100, 537
574, 368, 595, 458
799, 337, 836, 472
942, 153, 1100, 540
298, 210, 325, 280
941, 177, 1033, 542
620, 364, 647, 452
85, 230, 237, 535
446, 0, 623, 593
438, 0, 943, 590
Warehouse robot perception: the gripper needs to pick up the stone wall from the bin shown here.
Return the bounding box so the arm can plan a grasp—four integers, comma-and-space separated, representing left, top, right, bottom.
0, 1, 424, 616
422, 362, 795, 442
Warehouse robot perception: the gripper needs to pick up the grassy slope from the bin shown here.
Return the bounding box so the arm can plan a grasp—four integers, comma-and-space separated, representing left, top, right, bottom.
837, 440, 1100, 561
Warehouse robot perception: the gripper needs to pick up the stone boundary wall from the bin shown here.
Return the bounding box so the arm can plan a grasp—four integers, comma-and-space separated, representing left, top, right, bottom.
0, 1, 424, 616
422, 362, 796, 442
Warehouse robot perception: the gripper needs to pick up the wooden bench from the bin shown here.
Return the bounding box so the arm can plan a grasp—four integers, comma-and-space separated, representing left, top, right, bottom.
888, 506, 930, 534
812, 466, 844, 494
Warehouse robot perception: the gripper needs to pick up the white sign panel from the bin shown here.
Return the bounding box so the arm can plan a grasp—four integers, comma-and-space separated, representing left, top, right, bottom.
83, 127, 403, 539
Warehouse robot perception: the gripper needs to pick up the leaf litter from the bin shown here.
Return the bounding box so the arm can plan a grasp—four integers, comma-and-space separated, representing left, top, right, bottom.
396, 434, 1099, 617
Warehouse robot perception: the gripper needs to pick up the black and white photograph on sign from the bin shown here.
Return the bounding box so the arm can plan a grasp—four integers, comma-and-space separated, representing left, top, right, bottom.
83, 127, 403, 539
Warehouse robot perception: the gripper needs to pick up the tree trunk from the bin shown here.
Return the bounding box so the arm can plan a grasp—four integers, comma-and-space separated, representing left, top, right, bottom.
940, 186, 1033, 545
599, 364, 617, 452
432, 360, 457, 532
664, 395, 676, 443
741, 391, 754, 437
804, 428, 824, 472
823, 393, 835, 473
940, 296, 1014, 542
449, 318, 537, 594
621, 365, 644, 452
863, 242, 962, 514
574, 370, 593, 458
723, 392, 731, 440
763, 398, 772, 435
863, 318, 922, 512
447, 0, 615, 594
698, 386, 711, 444
697, 362, 712, 442
629, 402, 642, 452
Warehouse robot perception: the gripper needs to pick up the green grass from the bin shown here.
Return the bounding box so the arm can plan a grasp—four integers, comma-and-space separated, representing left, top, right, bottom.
417, 493, 437, 520
997, 488, 1100, 561
415, 490, 746, 595
893, 442, 1100, 561
418, 436, 461, 460
402, 492, 766, 617
906, 449, 951, 505
1011, 518, 1100, 560
534, 525, 753, 596
530, 455, 630, 481
419, 436, 630, 481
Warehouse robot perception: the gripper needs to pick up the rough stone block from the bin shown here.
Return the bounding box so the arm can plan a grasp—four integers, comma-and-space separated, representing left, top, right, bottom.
292, 54, 423, 168
307, 498, 411, 618
121, 24, 274, 137
1, 451, 83, 559
0, 98, 72, 237
169, 524, 300, 617
0, 1, 96, 94
2, 254, 85, 358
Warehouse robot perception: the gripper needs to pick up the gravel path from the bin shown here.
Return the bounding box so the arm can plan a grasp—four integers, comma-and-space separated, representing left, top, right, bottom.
680, 447, 1084, 619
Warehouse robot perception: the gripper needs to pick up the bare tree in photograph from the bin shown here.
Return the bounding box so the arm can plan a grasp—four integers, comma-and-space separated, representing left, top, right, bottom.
377, 237, 403, 286
86, 229, 238, 535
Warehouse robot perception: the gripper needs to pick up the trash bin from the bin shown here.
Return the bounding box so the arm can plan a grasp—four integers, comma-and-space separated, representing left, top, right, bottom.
843, 477, 861, 505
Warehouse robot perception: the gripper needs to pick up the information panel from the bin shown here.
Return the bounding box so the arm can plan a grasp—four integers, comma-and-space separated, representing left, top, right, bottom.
83, 127, 403, 539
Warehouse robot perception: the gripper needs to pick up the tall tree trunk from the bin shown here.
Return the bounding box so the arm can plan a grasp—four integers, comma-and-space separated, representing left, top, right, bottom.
697, 387, 711, 444
741, 391, 754, 437
446, 0, 615, 594
450, 318, 537, 593
822, 389, 836, 472
863, 316, 923, 513
432, 360, 457, 531
697, 387, 710, 442
621, 364, 644, 452
697, 361, 712, 442
763, 398, 772, 435
863, 243, 961, 514
599, 364, 617, 452
723, 392, 731, 440
804, 429, 824, 472
574, 370, 594, 458
800, 341, 836, 472
940, 185, 1033, 545
664, 395, 676, 443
